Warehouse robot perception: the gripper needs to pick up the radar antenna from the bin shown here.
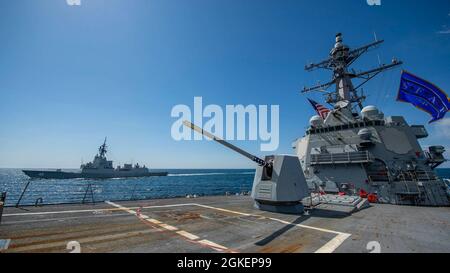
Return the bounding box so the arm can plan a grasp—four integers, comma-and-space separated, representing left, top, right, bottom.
302, 33, 403, 110
98, 137, 107, 158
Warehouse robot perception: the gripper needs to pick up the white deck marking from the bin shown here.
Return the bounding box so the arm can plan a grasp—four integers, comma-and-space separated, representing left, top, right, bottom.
6, 201, 352, 253
266, 217, 345, 235
3, 208, 121, 217
105, 201, 230, 252
107, 201, 351, 253
194, 204, 252, 217
198, 239, 229, 252
8, 229, 155, 253
176, 231, 200, 240
193, 204, 351, 253
159, 223, 179, 231
2, 203, 198, 217
314, 233, 351, 253
146, 218, 162, 224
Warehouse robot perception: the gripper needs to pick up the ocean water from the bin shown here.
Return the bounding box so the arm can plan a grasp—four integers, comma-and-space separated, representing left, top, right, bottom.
0, 169, 255, 207
0, 168, 449, 207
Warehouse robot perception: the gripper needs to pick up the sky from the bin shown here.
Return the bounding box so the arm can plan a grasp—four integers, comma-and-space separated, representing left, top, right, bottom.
0, 0, 449, 169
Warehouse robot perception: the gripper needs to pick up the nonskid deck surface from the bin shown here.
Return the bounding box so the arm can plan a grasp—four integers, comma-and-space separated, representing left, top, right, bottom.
1, 196, 449, 253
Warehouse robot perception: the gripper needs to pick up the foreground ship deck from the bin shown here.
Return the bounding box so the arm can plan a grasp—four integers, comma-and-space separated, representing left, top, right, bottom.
1, 195, 449, 253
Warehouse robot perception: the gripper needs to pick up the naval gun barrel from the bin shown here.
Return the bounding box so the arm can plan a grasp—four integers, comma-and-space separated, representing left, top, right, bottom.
182, 121, 271, 167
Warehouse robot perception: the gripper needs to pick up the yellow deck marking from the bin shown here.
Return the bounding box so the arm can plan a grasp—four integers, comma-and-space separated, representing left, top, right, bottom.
146, 218, 162, 224
176, 231, 200, 240
105, 201, 230, 252
6, 201, 352, 253
198, 239, 230, 252
159, 223, 179, 231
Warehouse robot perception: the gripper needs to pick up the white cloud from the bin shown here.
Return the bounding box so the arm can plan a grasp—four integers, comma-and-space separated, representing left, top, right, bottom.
432, 118, 450, 138
437, 24, 450, 34
437, 29, 450, 34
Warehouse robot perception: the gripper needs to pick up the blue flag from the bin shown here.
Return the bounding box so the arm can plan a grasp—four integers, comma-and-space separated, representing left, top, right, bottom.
397, 71, 450, 123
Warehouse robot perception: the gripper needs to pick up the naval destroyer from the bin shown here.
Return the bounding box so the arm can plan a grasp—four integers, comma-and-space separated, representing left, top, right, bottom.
22, 138, 168, 179
294, 33, 449, 207
185, 33, 449, 214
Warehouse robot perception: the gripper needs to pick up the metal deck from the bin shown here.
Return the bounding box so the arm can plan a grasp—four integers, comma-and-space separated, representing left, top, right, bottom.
1, 195, 449, 253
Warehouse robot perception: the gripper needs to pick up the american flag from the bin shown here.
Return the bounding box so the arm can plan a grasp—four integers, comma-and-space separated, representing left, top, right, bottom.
308, 99, 331, 119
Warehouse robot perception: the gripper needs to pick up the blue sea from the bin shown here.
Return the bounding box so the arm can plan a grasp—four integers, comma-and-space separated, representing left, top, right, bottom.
0, 168, 449, 207
0, 169, 255, 207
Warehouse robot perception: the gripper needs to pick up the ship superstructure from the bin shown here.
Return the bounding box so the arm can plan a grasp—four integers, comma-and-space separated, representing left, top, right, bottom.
293, 34, 448, 206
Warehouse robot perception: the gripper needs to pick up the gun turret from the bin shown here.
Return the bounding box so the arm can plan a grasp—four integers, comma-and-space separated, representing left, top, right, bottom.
183, 120, 309, 214
182, 121, 272, 168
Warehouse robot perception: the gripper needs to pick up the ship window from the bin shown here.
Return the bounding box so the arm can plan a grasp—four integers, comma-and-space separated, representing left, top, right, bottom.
342, 125, 349, 130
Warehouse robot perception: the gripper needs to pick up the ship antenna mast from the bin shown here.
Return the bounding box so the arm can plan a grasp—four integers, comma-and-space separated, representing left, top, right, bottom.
302, 33, 403, 110
98, 137, 107, 158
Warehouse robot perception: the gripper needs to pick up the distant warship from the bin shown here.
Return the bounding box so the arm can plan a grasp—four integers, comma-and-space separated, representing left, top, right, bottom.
22, 138, 168, 179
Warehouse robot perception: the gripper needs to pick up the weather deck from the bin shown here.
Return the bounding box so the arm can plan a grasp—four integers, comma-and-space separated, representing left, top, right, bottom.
1, 195, 449, 253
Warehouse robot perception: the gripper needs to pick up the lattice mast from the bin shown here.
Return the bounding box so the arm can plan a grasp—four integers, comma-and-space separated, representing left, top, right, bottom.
302, 33, 403, 110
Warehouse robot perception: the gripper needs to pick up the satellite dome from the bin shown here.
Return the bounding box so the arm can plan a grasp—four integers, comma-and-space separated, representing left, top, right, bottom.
361, 105, 380, 120
309, 115, 323, 127
358, 128, 372, 140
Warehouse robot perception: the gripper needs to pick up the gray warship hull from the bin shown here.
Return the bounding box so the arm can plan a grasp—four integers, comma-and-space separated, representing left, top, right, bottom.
22, 170, 168, 179
22, 138, 169, 180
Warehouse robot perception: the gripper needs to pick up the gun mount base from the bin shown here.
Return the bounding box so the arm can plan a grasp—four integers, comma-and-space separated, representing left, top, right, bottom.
254, 200, 305, 215
251, 155, 309, 214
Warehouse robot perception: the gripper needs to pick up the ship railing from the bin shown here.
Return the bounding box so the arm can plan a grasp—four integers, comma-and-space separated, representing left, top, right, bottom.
367, 172, 390, 182
368, 169, 438, 184
310, 151, 374, 165
414, 170, 438, 181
